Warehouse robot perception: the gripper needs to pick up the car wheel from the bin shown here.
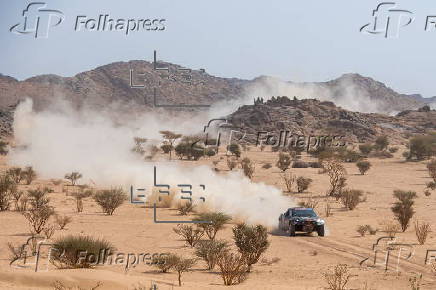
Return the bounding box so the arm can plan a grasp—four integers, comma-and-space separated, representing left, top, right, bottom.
289, 224, 296, 236
317, 225, 325, 237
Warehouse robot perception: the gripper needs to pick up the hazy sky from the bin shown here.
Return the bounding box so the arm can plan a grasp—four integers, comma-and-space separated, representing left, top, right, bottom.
1, 0, 435, 97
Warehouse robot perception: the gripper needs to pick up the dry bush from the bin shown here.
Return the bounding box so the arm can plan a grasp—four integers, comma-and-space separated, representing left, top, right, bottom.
64, 172, 83, 186
51, 235, 114, 269
43, 225, 56, 239
322, 158, 347, 197
296, 176, 312, 193
391, 190, 417, 232
11, 190, 24, 211
409, 274, 422, 290
17, 195, 28, 212
195, 240, 229, 270
233, 223, 269, 272
0, 173, 16, 211
71, 189, 93, 213
424, 190, 432, 196
7, 167, 23, 184
276, 152, 292, 172
173, 256, 197, 286
227, 157, 238, 171
356, 225, 368, 237
52, 281, 103, 290
22, 166, 37, 185
262, 162, 272, 169
240, 157, 255, 179
7, 242, 26, 266
173, 224, 204, 247
177, 201, 194, 215
152, 253, 179, 273
380, 220, 400, 238
415, 220, 431, 245
216, 251, 248, 285
323, 264, 352, 290
93, 188, 126, 215
340, 189, 363, 210
27, 188, 50, 209
280, 172, 295, 192
298, 195, 319, 209
23, 205, 55, 234
192, 212, 231, 240
428, 159, 436, 182
427, 182, 436, 191
55, 214, 72, 230
356, 161, 371, 175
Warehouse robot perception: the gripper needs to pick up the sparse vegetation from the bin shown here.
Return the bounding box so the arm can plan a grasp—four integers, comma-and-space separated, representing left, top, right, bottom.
0, 173, 16, 211
64, 172, 83, 186
216, 251, 248, 285
227, 157, 238, 171
173, 224, 204, 247
276, 152, 292, 172
173, 255, 197, 286
240, 157, 255, 179
375, 135, 389, 151
356, 225, 367, 236
340, 189, 363, 210
93, 188, 126, 215
177, 201, 194, 215
52, 280, 103, 290
0, 140, 8, 155
71, 189, 93, 213
22, 166, 37, 185
359, 143, 373, 155
232, 223, 269, 272
55, 214, 72, 230
407, 134, 436, 160
22, 204, 55, 234
227, 144, 241, 158
152, 253, 179, 273
380, 220, 400, 238
195, 240, 229, 270
322, 158, 347, 197
323, 264, 351, 290
280, 172, 295, 192
415, 220, 431, 245
7, 167, 23, 184
391, 190, 417, 232
296, 176, 312, 193
160, 130, 182, 160
192, 212, 231, 240
298, 195, 319, 209
356, 161, 371, 175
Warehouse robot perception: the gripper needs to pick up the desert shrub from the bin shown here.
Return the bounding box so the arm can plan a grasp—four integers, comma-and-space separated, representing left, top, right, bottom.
0, 173, 16, 211
192, 212, 231, 240
64, 172, 82, 186
322, 158, 347, 197
415, 220, 431, 245
52, 280, 103, 290
427, 159, 436, 182
340, 189, 363, 210
173, 224, 204, 247
359, 143, 373, 155
356, 225, 367, 236
17, 195, 28, 212
342, 150, 363, 163
389, 146, 399, 153
43, 225, 56, 239
424, 190, 432, 196
177, 201, 194, 215
152, 253, 179, 273
51, 235, 114, 269
216, 251, 248, 285
173, 256, 197, 286
55, 214, 72, 230
22, 205, 55, 234
227, 144, 241, 158
93, 188, 126, 215
380, 220, 400, 238
427, 181, 436, 190
205, 148, 216, 157
292, 161, 309, 168
375, 135, 389, 151
27, 188, 50, 209
195, 240, 229, 270
71, 189, 93, 213
227, 157, 238, 171
298, 195, 319, 209
7, 242, 27, 266
296, 176, 312, 193
409, 274, 423, 290
159, 131, 182, 160
408, 134, 436, 160
240, 157, 255, 179
276, 152, 292, 172
323, 264, 351, 290
160, 144, 173, 154
22, 166, 37, 185
0, 140, 8, 155
391, 190, 417, 232
280, 172, 296, 192
11, 190, 24, 211
232, 224, 269, 272
262, 162, 272, 169
175, 142, 205, 160
7, 167, 23, 184
356, 161, 371, 175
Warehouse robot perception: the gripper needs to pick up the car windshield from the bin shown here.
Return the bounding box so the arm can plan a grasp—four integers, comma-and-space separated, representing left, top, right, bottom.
292, 209, 317, 217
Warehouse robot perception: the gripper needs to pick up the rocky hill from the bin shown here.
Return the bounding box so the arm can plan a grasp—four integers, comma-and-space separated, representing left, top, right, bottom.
228, 96, 436, 144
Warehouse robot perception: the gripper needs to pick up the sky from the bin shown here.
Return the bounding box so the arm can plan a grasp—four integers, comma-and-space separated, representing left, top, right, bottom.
0, 0, 435, 97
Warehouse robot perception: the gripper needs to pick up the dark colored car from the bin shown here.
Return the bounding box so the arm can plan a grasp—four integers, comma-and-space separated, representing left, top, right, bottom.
278, 207, 325, 236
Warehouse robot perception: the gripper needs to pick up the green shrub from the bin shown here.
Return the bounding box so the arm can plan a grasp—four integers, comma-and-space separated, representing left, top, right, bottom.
358, 143, 373, 155
193, 212, 231, 240
195, 240, 229, 270
356, 161, 371, 175
93, 188, 126, 215
391, 190, 417, 232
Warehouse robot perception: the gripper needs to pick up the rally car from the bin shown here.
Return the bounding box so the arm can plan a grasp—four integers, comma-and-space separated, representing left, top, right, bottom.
278, 207, 325, 236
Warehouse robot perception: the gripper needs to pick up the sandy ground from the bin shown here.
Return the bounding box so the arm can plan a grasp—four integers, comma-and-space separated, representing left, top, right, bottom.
1, 147, 436, 290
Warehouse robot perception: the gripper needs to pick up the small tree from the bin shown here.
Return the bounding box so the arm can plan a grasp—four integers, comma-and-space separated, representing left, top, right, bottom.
152, 253, 179, 273
232, 224, 269, 272
27, 188, 50, 209
159, 130, 182, 160
296, 176, 312, 193
7, 167, 23, 184
358, 143, 373, 155
195, 240, 229, 270
276, 152, 292, 172
64, 172, 82, 186
340, 189, 363, 210
93, 188, 126, 215
322, 158, 347, 197
227, 144, 241, 158
280, 172, 295, 192
356, 161, 371, 175
391, 190, 417, 232
216, 251, 248, 285
375, 135, 389, 151
173, 256, 197, 286
192, 212, 231, 240
173, 224, 204, 247
240, 157, 255, 179
22, 166, 37, 185
22, 205, 55, 234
